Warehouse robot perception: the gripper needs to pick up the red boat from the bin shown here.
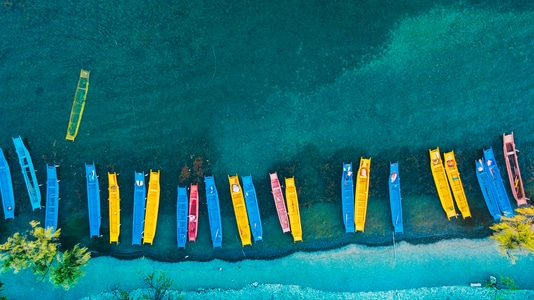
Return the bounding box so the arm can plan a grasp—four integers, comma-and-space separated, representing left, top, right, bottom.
503, 132, 528, 206
188, 183, 199, 241
270, 172, 290, 233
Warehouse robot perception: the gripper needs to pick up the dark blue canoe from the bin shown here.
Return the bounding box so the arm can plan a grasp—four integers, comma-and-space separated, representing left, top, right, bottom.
85, 163, 101, 238
389, 162, 403, 234
475, 158, 502, 221
44, 165, 59, 231
132, 171, 146, 245
205, 175, 223, 248
341, 163, 355, 233
0, 149, 15, 219
483, 147, 514, 217
242, 175, 263, 242
177, 186, 188, 248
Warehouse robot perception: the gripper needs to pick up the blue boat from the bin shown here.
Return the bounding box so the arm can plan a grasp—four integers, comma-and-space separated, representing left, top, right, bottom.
44, 165, 59, 231
483, 147, 514, 217
0, 149, 15, 219
341, 163, 355, 233
176, 186, 188, 248
85, 163, 101, 238
242, 175, 263, 242
204, 175, 223, 248
132, 171, 146, 245
389, 162, 403, 234
475, 158, 502, 221
12, 136, 41, 210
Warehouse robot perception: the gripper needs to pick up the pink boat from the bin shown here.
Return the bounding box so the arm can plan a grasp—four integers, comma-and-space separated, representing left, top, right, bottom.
270, 172, 290, 233
503, 132, 528, 206
188, 184, 199, 241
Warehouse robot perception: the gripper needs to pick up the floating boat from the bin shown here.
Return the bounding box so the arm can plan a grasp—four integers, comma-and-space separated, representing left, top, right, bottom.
443, 151, 471, 219
269, 172, 290, 233
389, 162, 403, 234
341, 163, 355, 233
0, 149, 15, 219
143, 170, 160, 245
228, 174, 252, 247
475, 159, 502, 221
44, 165, 59, 231
204, 176, 223, 248
429, 148, 457, 220
242, 175, 263, 242
12, 136, 41, 210
354, 158, 371, 231
108, 172, 121, 244
132, 171, 146, 245
66, 69, 90, 141
177, 186, 188, 248
285, 177, 302, 242
188, 183, 199, 242
85, 163, 101, 238
483, 147, 514, 217
502, 132, 528, 206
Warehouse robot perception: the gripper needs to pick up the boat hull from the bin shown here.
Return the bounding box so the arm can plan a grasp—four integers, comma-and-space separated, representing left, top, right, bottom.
188, 184, 199, 242
389, 162, 403, 234
143, 170, 160, 245
443, 151, 471, 219
483, 147, 514, 217
0, 149, 15, 219
132, 172, 146, 245
177, 186, 188, 248
229, 174, 252, 247
354, 158, 371, 232
13, 136, 41, 211
242, 175, 263, 242
85, 163, 101, 238
66, 69, 90, 141
270, 172, 290, 233
108, 172, 121, 244
44, 165, 59, 231
341, 163, 355, 233
503, 132, 528, 206
205, 176, 223, 248
429, 148, 457, 220
285, 177, 302, 242
475, 159, 502, 221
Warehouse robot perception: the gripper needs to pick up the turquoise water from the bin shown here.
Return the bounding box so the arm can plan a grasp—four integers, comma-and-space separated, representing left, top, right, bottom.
1, 0, 534, 298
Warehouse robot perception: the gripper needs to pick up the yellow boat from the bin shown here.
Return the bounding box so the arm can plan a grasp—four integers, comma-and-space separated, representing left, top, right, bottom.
284, 177, 302, 242
108, 172, 121, 244
143, 170, 160, 245
66, 69, 90, 141
228, 174, 252, 246
443, 151, 471, 219
354, 158, 371, 232
429, 148, 457, 220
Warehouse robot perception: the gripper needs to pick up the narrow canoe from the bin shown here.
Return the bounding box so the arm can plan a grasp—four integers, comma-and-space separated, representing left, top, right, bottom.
85, 163, 101, 238
228, 174, 252, 247
188, 183, 199, 242
483, 147, 514, 217
108, 172, 120, 244
143, 170, 160, 245
269, 172, 290, 233
204, 176, 223, 248
475, 159, 502, 221
12, 136, 41, 210
341, 163, 355, 233
443, 151, 471, 219
0, 149, 15, 219
354, 158, 371, 232
177, 186, 188, 248
429, 148, 457, 220
66, 69, 90, 141
242, 175, 263, 242
389, 162, 403, 234
132, 171, 146, 245
502, 132, 528, 206
285, 177, 302, 242
44, 165, 59, 231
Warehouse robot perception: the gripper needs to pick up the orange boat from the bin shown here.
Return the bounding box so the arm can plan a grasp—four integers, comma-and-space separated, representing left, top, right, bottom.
503, 132, 528, 206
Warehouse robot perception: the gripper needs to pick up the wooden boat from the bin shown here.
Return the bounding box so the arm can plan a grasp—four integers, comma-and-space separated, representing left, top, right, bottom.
269, 172, 290, 233
12, 136, 41, 211
341, 163, 355, 233
108, 172, 121, 244
204, 176, 223, 248
188, 183, 199, 242
354, 158, 371, 231
242, 175, 263, 242
443, 151, 471, 219
66, 69, 90, 141
502, 132, 528, 206
285, 177, 302, 242
132, 171, 146, 245
389, 162, 403, 234
475, 159, 502, 221
143, 170, 160, 245
483, 147, 514, 217
44, 165, 59, 231
228, 174, 252, 246
177, 186, 188, 248
0, 149, 15, 219
429, 148, 457, 220
85, 163, 101, 238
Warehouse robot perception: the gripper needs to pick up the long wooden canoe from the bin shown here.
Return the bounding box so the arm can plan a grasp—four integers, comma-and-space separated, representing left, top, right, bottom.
85, 163, 101, 238
475, 159, 502, 221
204, 176, 223, 248
242, 175, 263, 242
44, 165, 59, 231
228, 174, 252, 246
143, 170, 160, 245
503, 132, 528, 206
12, 136, 41, 210
341, 163, 355, 233
389, 162, 403, 234
270, 172, 290, 233
354, 158, 371, 232
188, 183, 199, 242
108, 172, 121, 244
177, 186, 188, 248
484, 147, 514, 217
443, 151, 471, 219
429, 148, 457, 220
132, 171, 146, 245
66, 69, 90, 141
285, 177, 302, 242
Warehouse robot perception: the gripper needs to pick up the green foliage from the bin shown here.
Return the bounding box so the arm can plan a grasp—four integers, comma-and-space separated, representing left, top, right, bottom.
490, 207, 534, 263
485, 275, 519, 300
141, 270, 182, 300
50, 244, 91, 290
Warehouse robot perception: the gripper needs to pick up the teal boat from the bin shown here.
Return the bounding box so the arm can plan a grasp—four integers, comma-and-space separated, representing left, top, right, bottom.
341, 163, 355, 233
176, 186, 188, 248
0, 149, 15, 219
204, 175, 223, 248
389, 162, 403, 234
132, 171, 146, 245
85, 163, 101, 238
242, 175, 263, 242
44, 165, 59, 231
12, 136, 41, 210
